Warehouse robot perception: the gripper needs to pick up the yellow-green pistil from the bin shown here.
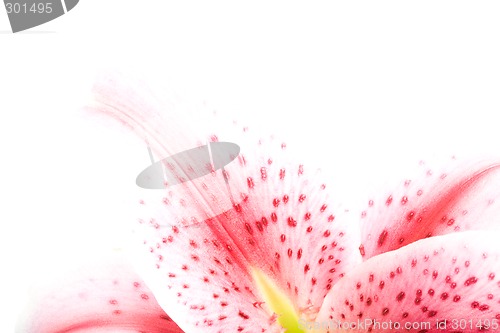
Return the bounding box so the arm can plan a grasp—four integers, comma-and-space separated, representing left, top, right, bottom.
251, 268, 306, 333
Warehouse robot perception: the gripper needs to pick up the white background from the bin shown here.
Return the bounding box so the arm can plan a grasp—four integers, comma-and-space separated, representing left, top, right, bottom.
1, 1, 500, 331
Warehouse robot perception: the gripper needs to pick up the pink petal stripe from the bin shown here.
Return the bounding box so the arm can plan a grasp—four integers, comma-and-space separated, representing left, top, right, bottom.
359, 157, 500, 259
16, 252, 183, 333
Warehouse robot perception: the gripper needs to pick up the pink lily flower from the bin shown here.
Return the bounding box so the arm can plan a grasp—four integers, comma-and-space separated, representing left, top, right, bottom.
17, 76, 500, 333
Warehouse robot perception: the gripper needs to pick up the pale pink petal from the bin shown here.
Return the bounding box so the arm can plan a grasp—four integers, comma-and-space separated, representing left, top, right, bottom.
89, 74, 362, 332
359, 157, 500, 259
16, 251, 183, 333
315, 231, 500, 332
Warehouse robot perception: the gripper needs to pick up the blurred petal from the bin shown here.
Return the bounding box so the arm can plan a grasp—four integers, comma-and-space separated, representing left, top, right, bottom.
359, 157, 500, 259
315, 231, 500, 332
89, 74, 362, 332
16, 251, 183, 333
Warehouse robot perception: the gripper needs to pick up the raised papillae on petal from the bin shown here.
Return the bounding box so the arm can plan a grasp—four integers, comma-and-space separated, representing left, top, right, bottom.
89, 74, 362, 332
315, 231, 500, 333
16, 251, 183, 333
359, 157, 500, 259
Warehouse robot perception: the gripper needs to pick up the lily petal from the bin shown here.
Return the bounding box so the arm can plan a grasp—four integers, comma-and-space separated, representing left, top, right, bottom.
90, 75, 362, 332
315, 230, 500, 332
16, 251, 183, 333
359, 157, 500, 259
